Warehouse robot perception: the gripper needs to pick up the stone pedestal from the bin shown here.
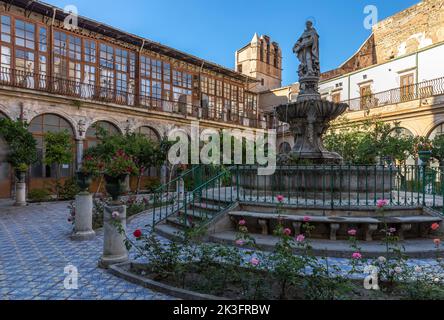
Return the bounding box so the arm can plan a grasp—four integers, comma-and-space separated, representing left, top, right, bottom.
177, 178, 185, 203
14, 182, 27, 207
99, 204, 128, 269
71, 192, 95, 241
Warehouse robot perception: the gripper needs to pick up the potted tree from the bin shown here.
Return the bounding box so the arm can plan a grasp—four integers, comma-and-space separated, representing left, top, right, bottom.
416, 137, 433, 164
104, 150, 138, 201
43, 130, 74, 199
77, 154, 103, 192
0, 118, 37, 206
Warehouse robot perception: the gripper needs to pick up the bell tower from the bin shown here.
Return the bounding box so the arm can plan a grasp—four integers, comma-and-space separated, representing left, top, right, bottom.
235, 34, 282, 93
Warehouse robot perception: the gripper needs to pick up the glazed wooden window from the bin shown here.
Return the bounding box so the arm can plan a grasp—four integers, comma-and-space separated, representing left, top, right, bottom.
400, 73, 414, 101
201, 75, 208, 94
53, 31, 82, 86
38, 27, 47, 52
84, 40, 96, 63
151, 59, 161, 80
29, 114, 75, 179
140, 78, 151, 105
1, 16, 11, 43
0, 46, 11, 70
360, 85, 372, 109
208, 78, 215, 96
172, 70, 192, 104
332, 92, 341, 103
216, 80, 222, 97
85, 121, 120, 150
15, 19, 35, 50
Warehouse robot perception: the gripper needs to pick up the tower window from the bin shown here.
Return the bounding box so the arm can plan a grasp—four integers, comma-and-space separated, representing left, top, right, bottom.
237, 64, 242, 73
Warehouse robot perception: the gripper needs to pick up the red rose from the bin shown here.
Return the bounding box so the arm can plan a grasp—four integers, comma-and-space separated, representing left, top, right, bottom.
133, 229, 142, 238
432, 223, 440, 231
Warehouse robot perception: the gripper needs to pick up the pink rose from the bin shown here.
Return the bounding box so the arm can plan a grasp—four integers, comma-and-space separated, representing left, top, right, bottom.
434, 239, 441, 247
283, 228, 292, 236
352, 252, 362, 260
250, 257, 260, 266
348, 229, 357, 237
276, 195, 285, 203
389, 228, 397, 234
377, 199, 389, 208
239, 219, 247, 226
303, 216, 311, 223
296, 234, 306, 243
235, 239, 245, 246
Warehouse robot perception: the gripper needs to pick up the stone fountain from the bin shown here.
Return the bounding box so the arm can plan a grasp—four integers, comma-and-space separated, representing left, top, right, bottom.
276, 20, 348, 164
238, 21, 395, 196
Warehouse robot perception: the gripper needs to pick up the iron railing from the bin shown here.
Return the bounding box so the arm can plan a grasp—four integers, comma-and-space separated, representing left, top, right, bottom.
151, 165, 230, 226
0, 67, 266, 129
347, 77, 444, 111
234, 165, 444, 214
151, 164, 444, 229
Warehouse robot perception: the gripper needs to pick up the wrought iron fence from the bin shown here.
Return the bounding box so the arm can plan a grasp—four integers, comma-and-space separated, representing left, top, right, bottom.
347, 77, 444, 111
0, 67, 267, 128
152, 164, 444, 228
233, 165, 444, 213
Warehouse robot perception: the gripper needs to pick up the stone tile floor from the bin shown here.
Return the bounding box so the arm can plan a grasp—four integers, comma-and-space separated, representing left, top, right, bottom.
1, 201, 444, 300
0, 201, 173, 300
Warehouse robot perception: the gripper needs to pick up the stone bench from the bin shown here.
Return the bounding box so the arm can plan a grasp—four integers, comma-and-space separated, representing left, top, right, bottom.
229, 211, 442, 241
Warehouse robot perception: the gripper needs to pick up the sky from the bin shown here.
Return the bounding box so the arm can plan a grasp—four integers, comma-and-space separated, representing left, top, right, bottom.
43, 0, 420, 86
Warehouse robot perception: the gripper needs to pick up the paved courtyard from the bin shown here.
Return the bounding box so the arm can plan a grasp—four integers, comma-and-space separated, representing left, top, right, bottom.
0, 201, 173, 300
1, 200, 443, 300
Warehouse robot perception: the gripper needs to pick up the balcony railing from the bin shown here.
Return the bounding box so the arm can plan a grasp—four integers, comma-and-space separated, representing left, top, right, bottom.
0, 67, 266, 129
347, 77, 444, 111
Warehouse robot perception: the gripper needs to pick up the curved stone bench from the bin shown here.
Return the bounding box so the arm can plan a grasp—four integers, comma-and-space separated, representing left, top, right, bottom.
229, 211, 442, 241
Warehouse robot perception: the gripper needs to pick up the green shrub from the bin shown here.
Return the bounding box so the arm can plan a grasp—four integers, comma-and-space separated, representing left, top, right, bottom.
28, 188, 51, 203
145, 178, 161, 193
58, 178, 80, 201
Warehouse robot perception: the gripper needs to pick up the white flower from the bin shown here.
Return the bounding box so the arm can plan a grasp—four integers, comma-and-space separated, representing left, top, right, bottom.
434, 278, 440, 283
414, 266, 422, 273
112, 211, 120, 219
394, 267, 403, 274
378, 256, 387, 264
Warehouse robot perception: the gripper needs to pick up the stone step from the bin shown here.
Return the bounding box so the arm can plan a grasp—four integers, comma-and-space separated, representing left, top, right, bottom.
167, 211, 213, 229
189, 202, 224, 212
209, 231, 444, 259
229, 211, 442, 225
155, 223, 185, 241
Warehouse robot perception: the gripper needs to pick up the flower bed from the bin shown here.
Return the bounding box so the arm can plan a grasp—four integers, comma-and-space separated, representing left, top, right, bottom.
119, 197, 444, 300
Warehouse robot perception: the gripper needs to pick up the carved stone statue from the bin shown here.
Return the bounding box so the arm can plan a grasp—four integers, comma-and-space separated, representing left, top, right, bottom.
293, 20, 320, 79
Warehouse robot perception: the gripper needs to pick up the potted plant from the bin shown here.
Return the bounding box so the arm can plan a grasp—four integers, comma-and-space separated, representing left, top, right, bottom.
77, 154, 103, 192
416, 138, 433, 164
15, 163, 28, 183
104, 150, 139, 201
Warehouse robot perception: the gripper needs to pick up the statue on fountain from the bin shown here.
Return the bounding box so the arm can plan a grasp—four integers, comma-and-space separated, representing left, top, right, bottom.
276, 20, 348, 164
293, 20, 320, 80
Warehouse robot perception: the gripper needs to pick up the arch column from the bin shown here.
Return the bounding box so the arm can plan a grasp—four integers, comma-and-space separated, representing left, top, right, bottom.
76, 139, 84, 171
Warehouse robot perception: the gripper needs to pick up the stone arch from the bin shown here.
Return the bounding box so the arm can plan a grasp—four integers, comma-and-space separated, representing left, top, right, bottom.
28, 113, 76, 182
29, 110, 79, 139
84, 120, 121, 150
279, 142, 292, 154
426, 121, 444, 140
87, 117, 124, 135
135, 126, 161, 143
389, 127, 415, 138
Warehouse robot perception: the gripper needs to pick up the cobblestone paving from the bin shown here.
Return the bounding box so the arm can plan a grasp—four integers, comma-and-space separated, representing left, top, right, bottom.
0, 201, 173, 300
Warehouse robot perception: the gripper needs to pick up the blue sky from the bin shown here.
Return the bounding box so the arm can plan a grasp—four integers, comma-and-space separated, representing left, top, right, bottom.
44, 0, 419, 85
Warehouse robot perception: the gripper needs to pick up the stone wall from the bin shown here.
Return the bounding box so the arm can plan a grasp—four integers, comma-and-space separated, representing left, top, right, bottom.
321, 0, 444, 81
